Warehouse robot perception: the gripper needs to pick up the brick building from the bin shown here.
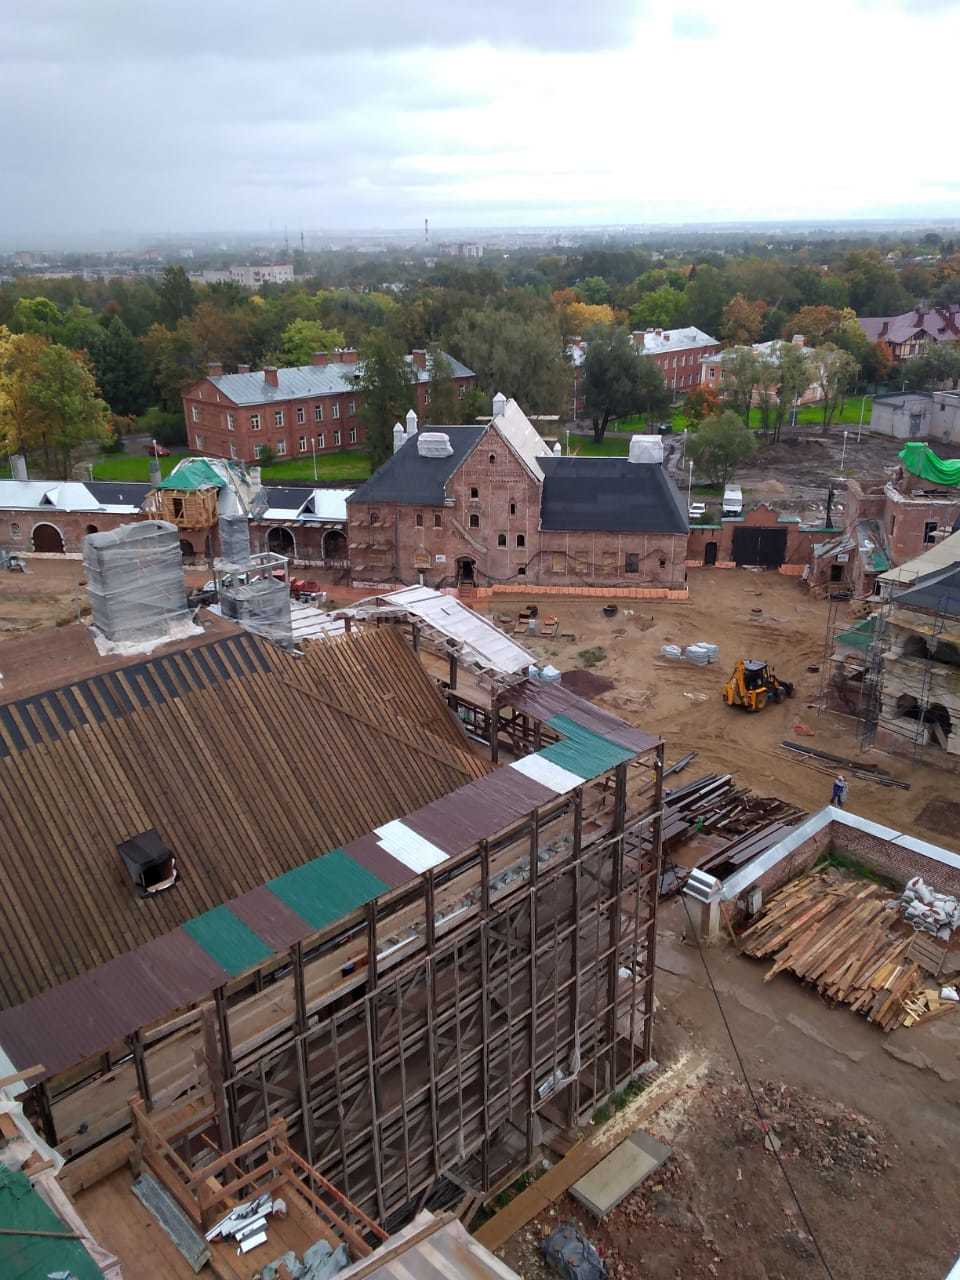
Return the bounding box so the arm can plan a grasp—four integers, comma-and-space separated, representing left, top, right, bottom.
700, 336, 826, 406
181, 349, 476, 464
630, 327, 721, 394
346, 395, 689, 593
0, 478, 151, 555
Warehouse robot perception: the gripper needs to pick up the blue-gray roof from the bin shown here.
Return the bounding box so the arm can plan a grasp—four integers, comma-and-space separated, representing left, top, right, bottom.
208, 352, 474, 407
539, 457, 689, 535
347, 427, 486, 507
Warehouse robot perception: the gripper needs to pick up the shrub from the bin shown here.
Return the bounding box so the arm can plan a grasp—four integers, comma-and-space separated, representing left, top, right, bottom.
138, 405, 186, 447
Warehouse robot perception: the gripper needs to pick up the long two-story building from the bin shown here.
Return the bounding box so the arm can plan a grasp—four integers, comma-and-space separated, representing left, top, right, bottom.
346, 395, 688, 594
181, 349, 476, 464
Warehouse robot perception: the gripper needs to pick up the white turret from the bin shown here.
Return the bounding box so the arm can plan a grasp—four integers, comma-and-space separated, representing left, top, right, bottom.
393, 422, 405, 453
492, 391, 507, 418
553, 441, 562, 456
405, 408, 418, 439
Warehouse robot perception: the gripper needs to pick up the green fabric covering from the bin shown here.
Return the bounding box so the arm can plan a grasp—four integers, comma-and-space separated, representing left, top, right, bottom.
836, 616, 877, 652
182, 905, 273, 976
0, 1167, 104, 1279
541, 713, 633, 777
898, 442, 960, 487
268, 849, 388, 931
155, 458, 226, 490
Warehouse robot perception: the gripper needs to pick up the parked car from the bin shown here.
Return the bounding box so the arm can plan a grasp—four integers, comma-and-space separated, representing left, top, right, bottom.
147, 443, 171, 457
688, 501, 707, 520
722, 484, 743, 516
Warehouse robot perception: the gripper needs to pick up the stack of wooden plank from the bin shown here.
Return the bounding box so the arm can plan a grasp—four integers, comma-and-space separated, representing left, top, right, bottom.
740, 871, 929, 1032
779, 740, 910, 790
655, 773, 806, 879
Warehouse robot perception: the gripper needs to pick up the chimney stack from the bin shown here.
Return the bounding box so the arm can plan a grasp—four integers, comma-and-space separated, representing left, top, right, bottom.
553, 441, 562, 456
10, 454, 27, 482
264, 367, 279, 388
312, 351, 328, 366
791, 333, 805, 346
405, 408, 418, 438
393, 422, 406, 453
237, 363, 251, 374
207, 361, 223, 377
492, 391, 507, 418
410, 349, 428, 370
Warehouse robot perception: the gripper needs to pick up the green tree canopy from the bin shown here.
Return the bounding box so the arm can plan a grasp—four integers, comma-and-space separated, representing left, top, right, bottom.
424, 344, 460, 425
275, 318, 346, 366
719, 347, 763, 422
450, 306, 569, 413
687, 410, 756, 489
158, 265, 197, 327
89, 316, 151, 416
583, 328, 670, 442
358, 331, 415, 468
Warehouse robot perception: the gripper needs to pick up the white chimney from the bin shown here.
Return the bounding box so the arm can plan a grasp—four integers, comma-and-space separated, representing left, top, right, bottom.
249, 466, 262, 488
553, 441, 562, 456
628, 434, 664, 465
417, 432, 454, 458
393, 422, 405, 453
10, 454, 28, 482
492, 392, 507, 418
405, 408, 418, 439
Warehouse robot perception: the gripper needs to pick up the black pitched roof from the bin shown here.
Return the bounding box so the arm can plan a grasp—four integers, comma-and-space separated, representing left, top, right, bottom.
261, 486, 315, 508
347, 427, 486, 507
894, 562, 960, 619
85, 481, 151, 508
539, 457, 689, 535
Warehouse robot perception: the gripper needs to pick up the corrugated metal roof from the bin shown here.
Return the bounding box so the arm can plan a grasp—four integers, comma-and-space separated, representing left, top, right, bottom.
539, 456, 689, 534
208, 352, 474, 406
0, 480, 146, 514
633, 325, 717, 355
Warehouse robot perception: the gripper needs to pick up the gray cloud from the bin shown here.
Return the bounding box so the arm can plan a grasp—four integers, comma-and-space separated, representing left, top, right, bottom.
672, 10, 717, 38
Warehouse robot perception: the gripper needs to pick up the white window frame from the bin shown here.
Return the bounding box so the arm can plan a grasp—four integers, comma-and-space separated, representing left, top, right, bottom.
274, 409, 284, 427
296, 406, 305, 424
316, 433, 325, 449
194, 433, 204, 448
333, 430, 341, 446
315, 404, 324, 422
458, 384, 466, 399
348, 399, 356, 415
348, 428, 357, 444
226, 412, 235, 431
254, 444, 264, 459
229, 442, 237, 459
276, 440, 287, 456
332, 401, 341, 420
191, 405, 200, 423
298, 435, 307, 453
250, 413, 261, 430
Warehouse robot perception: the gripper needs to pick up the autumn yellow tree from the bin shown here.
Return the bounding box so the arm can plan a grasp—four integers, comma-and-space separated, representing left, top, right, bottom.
719, 294, 766, 345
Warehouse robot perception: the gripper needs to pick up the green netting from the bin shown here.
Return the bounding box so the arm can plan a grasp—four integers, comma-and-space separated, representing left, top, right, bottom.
0, 1167, 104, 1279
899, 442, 960, 487
155, 458, 226, 490
182, 905, 273, 976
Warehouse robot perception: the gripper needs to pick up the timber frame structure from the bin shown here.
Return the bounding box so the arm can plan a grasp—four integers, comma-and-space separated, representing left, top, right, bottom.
4, 638, 663, 1230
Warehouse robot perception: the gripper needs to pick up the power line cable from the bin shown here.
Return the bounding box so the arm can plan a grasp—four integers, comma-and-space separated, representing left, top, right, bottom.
666, 856, 839, 1280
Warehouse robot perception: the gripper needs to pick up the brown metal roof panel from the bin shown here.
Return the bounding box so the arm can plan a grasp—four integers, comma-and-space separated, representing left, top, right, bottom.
137, 932, 232, 1004
230, 886, 313, 952
342, 834, 412, 890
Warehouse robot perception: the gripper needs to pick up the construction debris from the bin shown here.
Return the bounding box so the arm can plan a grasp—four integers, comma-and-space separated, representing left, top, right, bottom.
205, 1192, 286, 1254
780, 741, 910, 789
739, 871, 935, 1031
898, 876, 960, 938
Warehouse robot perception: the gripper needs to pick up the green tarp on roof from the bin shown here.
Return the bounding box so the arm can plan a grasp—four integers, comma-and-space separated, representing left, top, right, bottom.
898, 442, 960, 487
155, 458, 226, 490
0, 1167, 103, 1279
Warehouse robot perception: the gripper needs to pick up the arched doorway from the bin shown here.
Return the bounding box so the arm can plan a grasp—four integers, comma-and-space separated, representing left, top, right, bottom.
456, 556, 476, 584
267, 527, 295, 557
179, 538, 195, 559
85, 523, 99, 536
704, 540, 718, 566
32, 523, 64, 553
323, 529, 347, 561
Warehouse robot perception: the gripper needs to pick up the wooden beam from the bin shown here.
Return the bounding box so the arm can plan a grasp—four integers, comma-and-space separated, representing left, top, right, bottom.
0, 1064, 44, 1091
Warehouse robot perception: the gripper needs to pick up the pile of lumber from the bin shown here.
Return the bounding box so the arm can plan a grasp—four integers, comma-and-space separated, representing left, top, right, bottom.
657, 773, 805, 879
740, 871, 928, 1031
779, 741, 910, 790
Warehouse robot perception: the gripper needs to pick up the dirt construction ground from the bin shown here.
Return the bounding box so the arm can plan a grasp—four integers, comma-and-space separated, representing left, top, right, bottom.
480, 568, 958, 847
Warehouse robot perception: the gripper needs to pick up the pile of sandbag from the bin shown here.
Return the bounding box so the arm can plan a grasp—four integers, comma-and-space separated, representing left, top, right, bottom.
898, 876, 960, 939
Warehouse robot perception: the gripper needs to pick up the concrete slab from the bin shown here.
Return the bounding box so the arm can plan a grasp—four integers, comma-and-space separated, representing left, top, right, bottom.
569, 1129, 672, 1218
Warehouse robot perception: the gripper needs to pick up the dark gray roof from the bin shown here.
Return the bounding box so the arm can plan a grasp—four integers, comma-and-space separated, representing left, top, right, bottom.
894, 562, 960, 618
207, 351, 474, 407
539, 457, 689, 535
347, 427, 486, 507
84, 481, 151, 508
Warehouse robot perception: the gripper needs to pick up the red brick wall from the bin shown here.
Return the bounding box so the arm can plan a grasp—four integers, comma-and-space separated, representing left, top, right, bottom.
685, 505, 819, 569
347, 424, 687, 589
415, 375, 477, 419
884, 491, 960, 564
644, 342, 720, 394
182, 379, 365, 464
3, 509, 146, 555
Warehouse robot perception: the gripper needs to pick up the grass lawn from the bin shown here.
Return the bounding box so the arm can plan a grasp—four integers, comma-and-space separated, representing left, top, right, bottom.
91, 450, 372, 485
746, 395, 872, 431
567, 435, 631, 457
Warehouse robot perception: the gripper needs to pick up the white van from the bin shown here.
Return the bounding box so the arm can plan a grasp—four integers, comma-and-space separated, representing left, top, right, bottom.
722, 484, 743, 516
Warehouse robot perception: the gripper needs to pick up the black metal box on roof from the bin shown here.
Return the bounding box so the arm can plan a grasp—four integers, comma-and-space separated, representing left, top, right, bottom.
117, 829, 178, 896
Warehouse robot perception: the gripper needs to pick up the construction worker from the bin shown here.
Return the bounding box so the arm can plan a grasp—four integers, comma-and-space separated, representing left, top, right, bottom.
831, 774, 848, 808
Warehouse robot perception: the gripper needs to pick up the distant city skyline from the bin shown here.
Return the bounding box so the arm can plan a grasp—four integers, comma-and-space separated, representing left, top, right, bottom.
4, 0, 958, 243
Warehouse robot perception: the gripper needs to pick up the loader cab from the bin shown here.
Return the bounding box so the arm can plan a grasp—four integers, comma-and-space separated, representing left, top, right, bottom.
742, 660, 769, 689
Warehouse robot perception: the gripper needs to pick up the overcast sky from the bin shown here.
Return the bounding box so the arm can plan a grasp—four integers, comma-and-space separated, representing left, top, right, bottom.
3, 0, 958, 244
